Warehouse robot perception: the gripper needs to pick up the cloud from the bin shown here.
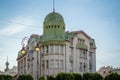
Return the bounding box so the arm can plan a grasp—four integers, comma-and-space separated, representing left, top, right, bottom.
0, 16, 36, 35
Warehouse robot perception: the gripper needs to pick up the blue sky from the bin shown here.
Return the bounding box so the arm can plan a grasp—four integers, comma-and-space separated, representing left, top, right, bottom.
0, 0, 120, 71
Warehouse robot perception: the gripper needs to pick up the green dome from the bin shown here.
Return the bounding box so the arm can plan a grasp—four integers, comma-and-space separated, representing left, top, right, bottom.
42, 12, 66, 43
44, 12, 65, 26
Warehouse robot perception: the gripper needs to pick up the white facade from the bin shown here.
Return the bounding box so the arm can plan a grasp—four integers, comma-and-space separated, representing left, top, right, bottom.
17, 12, 96, 80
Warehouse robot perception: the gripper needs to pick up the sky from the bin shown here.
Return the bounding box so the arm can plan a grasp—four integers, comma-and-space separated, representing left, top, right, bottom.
0, 0, 120, 71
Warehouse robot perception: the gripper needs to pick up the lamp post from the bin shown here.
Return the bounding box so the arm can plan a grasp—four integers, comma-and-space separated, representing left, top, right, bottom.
35, 43, 40, 80
21, 37, 29, 54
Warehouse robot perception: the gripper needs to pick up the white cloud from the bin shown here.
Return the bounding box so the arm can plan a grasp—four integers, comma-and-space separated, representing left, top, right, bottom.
0, 16, 36, 35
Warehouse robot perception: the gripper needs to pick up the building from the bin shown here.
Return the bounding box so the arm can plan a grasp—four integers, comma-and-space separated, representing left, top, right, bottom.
17, 11, 96, 80
2, 66, 17, 77
98, 66, 120, 77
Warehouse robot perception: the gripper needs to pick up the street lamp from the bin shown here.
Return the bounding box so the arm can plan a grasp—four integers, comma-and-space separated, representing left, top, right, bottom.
21, 37, 29, 54
21, 47, 26, 54
35, 43, 40, 80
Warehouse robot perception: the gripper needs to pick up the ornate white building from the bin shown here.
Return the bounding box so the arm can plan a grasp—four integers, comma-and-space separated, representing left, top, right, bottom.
17, 11, 96, 80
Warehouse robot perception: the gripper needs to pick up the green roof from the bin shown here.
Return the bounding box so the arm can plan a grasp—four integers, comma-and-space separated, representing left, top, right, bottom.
41, 40, 66, 46
44, 12, 65, 26
76, 43, 88, 50
43, 12, 65, 42
65, 32, 74, 39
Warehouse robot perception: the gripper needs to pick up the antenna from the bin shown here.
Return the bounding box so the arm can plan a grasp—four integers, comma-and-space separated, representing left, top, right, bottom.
53, 0, 55, 12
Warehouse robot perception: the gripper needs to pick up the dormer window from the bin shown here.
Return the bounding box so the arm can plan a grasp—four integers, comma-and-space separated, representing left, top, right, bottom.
48, 26, 50, 29
46, 26, 47, 29
58, 25, 60, 28
55, 25, 56, 28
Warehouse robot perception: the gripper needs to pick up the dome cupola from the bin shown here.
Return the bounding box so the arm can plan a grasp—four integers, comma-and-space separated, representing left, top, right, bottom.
42, 12, 66, 44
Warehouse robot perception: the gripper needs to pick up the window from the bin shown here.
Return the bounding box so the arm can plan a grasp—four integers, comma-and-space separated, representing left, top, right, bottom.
46, 60, 49, 69
55, 60, 59, 68
79, 49, 82, 58
50, 60, 54, 68
78, 38, 85, 44
43, 46, 45, 53
50, 45, 53, 53
46, 26, 48, 29
60, 60, 63, 68
80, 62, 82, 72
83, 63, 86, 72
60, 45, 63, 54
70, 61, 73, 72
42, 61, 44, 69
82, 50, 87, 59
46, 46, 49, 53
55, 45, 58, 53
58, 25, 60, 28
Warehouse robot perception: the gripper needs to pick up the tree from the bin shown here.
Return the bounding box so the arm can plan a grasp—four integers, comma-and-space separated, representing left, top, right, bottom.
56, 72, 66, 80
91, 73, 103, 80
104, 73, 120, 80
39, 76, 45, 80
72, 73, 82, 80
17, 74, 33, 80
47, 75, 55, 80
0, 75, 13, 80
83, 73, 92, 80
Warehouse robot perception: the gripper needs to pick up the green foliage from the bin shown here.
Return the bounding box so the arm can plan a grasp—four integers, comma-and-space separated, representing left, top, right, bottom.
56, 72, 75, 80
47, 75, 55, 80
39, 76, 45, 80
17, 74, 33, 80
83, 73, 92, 80
0, 75, 13, 80
56, 72, 67, 80
72, 73, 82, 80
104, 73, 120, 80
91, 73, 103, 80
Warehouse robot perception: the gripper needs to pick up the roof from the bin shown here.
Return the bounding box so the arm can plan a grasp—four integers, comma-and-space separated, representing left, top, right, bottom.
72, 30, 91, 39
44, 12, 65, 26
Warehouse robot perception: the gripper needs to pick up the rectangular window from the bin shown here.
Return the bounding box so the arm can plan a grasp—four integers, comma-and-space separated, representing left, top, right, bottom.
60, 45, 63, 54
55, 60, 59, 68
70, 61, 73, 72
46, 46, 49, 53
46, 60, 49, 69
59, 60, 63, 68
43, 46, 45, 53
55, 45, 59, 53
79, 49, 82, 58
50, 45, 53, 53
50, 60, 54, 68
80, 62, 82, 72
42, 60, 44, 69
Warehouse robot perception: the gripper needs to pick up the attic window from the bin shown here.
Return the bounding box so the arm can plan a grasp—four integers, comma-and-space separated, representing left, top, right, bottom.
58, 25, 60, 28
54, 25, 56, 28
46, 26, 48, 29
55, 25, 56, 28
48, 26, 50, 29
51, 25, 53, 28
